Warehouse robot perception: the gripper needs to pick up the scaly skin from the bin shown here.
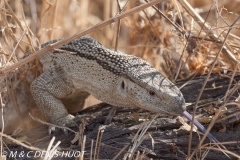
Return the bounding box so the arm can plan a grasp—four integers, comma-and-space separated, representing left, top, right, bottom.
31, 37, 186, 127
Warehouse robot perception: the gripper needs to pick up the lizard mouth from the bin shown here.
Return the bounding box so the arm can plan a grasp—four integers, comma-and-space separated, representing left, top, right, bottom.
140, 105, 185, 116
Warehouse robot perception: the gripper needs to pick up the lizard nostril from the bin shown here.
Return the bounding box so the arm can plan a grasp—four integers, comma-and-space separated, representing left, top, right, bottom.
149, 90, 155, 96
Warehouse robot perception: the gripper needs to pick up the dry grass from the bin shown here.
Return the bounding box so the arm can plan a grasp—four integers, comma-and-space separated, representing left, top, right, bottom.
0, 0, 240, 159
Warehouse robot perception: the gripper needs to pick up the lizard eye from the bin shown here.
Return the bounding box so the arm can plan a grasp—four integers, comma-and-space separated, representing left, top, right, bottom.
149, 90, 155, 96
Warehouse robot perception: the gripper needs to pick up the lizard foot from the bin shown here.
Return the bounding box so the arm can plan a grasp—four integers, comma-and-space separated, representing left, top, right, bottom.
48, 114, 85, 135
55, 114, 77, 127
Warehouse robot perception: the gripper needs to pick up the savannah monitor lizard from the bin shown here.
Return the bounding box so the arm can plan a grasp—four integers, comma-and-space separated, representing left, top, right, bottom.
30, 36, 186, 127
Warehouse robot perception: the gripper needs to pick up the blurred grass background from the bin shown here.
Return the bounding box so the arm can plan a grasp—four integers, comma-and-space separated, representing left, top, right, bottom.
2, 0, 240, 78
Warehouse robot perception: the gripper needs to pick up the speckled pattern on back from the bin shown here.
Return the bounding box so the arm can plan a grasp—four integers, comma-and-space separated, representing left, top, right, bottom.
30, 37, 186, 127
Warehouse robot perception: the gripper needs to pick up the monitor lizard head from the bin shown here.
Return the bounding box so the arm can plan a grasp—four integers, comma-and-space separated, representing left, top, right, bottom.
82, 42, 186, 115
115, 53, 186, 115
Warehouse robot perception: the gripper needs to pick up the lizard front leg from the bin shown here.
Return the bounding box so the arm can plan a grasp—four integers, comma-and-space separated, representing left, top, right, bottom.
30, 68, 76, 127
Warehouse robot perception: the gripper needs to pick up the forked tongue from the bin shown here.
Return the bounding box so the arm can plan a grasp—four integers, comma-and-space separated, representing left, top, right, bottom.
182, 111, 226, 150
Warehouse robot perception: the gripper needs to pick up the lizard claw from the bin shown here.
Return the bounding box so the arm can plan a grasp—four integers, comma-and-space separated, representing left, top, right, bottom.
48, 126, 56, 135
48, 126, 71, 136
63, 129, 68, 136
